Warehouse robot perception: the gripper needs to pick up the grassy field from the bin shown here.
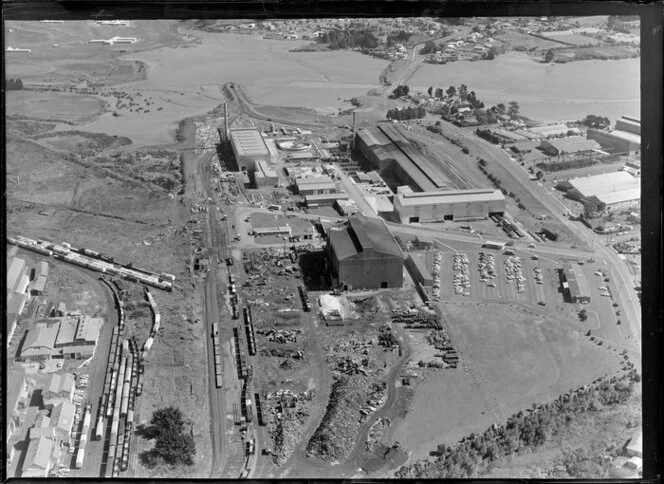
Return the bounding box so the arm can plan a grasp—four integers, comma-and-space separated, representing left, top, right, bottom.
494, 30, 565, 52
7, 91, 108, 124
541, 33, 604, 47
389, 301, 622, 462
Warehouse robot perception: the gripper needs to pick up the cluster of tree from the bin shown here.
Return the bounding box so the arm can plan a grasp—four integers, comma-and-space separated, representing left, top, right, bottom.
140, 407, 196, 468
476, 128, 501, 145
578, 308, 588, 321
483, 46, 498, 60
543, 49, 556, 63
420, 40, 438, 55
489, 101, 520, 118
386, 30, 411, 47
396, 373, 638, 479
440, 18, 465, 26
317, 29, 378, 50
579, 114, 610, 129
535, 158, 596, 173
582, 196, 607, 219
390, 84, 410, 98
386, 105, 427, 121
6, 78, 24, 90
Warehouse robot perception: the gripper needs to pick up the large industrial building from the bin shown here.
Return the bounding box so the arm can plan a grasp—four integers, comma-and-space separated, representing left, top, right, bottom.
295, 175, 336, 195
229, 128, 271, 171
326, 214, 404, 290
18, 315, 103, 361
586, 116, 641, 154
559, 171, 640, 208
253, 160, 279, 187
561, 262, 591, 304
355, 124, 457, 192
539, 137, 602, 157
393, 187, 506, 223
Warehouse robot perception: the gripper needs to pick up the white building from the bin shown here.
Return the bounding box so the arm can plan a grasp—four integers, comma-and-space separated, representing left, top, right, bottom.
393, 188, 506, 223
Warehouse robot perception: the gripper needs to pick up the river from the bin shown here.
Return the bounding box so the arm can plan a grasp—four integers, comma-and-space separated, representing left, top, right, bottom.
409, 52, 639, 123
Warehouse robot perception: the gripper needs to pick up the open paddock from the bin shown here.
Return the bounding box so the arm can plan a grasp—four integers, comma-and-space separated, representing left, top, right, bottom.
494, 30, 565, 51
389, 300, 622, 461
541, 33, 604, 46
7, 91, 107, 124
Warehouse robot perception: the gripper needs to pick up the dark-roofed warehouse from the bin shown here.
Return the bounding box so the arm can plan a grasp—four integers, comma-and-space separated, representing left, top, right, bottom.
326, 214, 403, 290
355, 124, 457, 192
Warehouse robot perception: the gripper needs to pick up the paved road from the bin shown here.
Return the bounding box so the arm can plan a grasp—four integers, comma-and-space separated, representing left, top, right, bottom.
436, 121, 641, 346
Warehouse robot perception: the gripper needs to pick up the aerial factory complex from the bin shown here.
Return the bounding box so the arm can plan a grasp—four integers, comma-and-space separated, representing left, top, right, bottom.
5, 15, 642, 480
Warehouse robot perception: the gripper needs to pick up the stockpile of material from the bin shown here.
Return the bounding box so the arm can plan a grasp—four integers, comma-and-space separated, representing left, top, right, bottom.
391, 307, 440, 329
305, 374, 374, 462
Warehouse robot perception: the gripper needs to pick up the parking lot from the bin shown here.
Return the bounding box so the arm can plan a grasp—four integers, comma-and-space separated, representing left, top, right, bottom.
439, 248, 562, 308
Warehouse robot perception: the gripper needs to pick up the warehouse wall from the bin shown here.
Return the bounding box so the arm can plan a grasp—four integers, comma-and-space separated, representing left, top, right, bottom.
337, 256, 403, 289
394, 197, 505, 223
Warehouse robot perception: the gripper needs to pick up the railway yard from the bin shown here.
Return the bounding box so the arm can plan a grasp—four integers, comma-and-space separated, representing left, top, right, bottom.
5, 16, 645, 481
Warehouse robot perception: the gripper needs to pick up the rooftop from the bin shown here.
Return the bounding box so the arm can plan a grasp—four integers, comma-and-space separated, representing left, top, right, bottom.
357, 125, 456, 192
45, 373, 75, 397
7, 257, 26, 293
23, 322, 60, 353
23, 436, 53, 472
543, 136, 602, 153
396, 188, 505, 206
295, 175, 333, 185
563, 262, 591, 299
607, 129, 641, 144
50, 401, 76, 433
595, 188, 641, 205
256, 159, 278, 177
230, 128, 270, 157
568, 171, 640, 197
328, 214, 402, 261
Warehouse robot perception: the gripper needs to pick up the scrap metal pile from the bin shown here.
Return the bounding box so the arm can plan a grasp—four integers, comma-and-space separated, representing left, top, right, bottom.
266, 389, 315, 466
390, 307, 441, 329
305, 374, 377, 462
256, 328, 302, 344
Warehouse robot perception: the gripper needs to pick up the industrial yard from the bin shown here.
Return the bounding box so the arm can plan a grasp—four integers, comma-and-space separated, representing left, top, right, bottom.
5, 14, 644, 481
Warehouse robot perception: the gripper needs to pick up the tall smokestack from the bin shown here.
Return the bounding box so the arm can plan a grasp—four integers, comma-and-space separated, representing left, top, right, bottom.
224, 103, 229, 141
352, 111, 357, 148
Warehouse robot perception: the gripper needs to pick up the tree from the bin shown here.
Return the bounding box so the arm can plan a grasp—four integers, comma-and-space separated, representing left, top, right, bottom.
508, 101, 520, 118
458, 84, 468, 101
434, 87, 444, 99
420, 40, 437, 55
544, 49, 555, 63
390, 84, 410, 98
427, 86, 433, 97
496, 103, 506, 115
446, 85, 456, 98
484, 46, 497, 60
153, 430, 196, 466
150, 406, 185, 437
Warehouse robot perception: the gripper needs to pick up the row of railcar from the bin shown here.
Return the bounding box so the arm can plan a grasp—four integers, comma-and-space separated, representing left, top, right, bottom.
254, 393, 266, 427
7, 235, 174, 291
212, 327, 223, 388
240, 380, 253, 423
232, 328, 249, 380
244, 315, 256, 356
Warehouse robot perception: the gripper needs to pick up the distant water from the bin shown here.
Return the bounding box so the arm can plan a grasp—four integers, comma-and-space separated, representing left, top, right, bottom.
409, 52, 640, 123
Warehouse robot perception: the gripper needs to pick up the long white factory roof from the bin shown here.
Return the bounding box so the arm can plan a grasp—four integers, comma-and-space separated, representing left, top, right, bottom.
568, 171, 639, 197
595, 188, 641, 205
396, 188, 505, 206
230, 128, 269, 157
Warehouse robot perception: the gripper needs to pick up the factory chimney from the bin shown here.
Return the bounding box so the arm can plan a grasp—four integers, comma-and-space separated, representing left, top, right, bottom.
351, 111, 357, 148
223, 103, 229, 141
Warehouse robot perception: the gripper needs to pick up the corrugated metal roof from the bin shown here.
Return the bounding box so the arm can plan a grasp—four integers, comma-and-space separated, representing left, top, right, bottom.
407, 253, 432, 281
595, 188, 640, 205
23, 436, 53, 471
304, 193, 349, 202
607, 129, 641, 144
230, 128, 269, 156
23, 323, 59, 352
569, 171, 639, 198
297, 182, 337, 192
329, 214, 402, 261
50, 401, 76, 433
397, 188, 505, 207
358, 125, 456, 191
543, 136, 601, 154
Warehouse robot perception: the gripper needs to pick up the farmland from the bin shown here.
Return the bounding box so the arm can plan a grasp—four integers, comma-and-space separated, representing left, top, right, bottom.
389, 300, 624, 463
7, 91, 108, 124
